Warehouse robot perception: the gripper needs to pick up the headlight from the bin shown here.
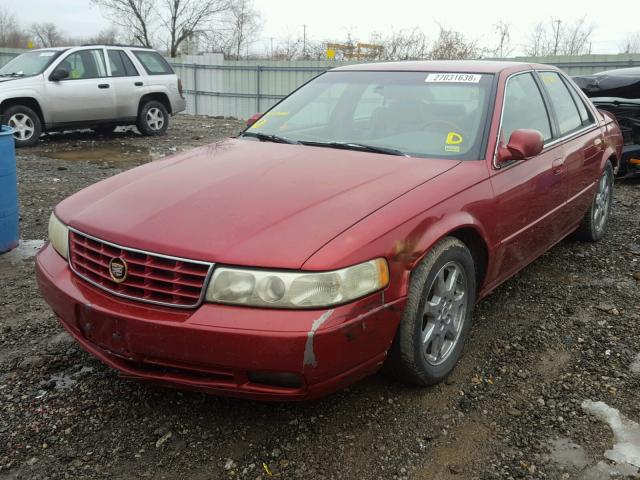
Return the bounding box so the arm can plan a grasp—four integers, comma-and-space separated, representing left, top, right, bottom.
48, 213, 69, 259
205, 259, 389, 309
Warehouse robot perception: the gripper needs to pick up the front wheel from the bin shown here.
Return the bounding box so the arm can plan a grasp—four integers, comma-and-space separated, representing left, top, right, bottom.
136, 101, 169, 136
575, 161, 614, 242
4, 105, 42, 147
390, 237, 476, 386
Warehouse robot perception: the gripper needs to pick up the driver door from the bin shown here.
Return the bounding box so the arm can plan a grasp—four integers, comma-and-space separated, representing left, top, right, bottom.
487, 71, 568, 284
45, 48, 116, 125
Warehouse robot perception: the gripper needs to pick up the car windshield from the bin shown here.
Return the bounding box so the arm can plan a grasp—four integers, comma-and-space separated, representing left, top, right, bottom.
0, 50, 63, 77
244, 70, 495, 159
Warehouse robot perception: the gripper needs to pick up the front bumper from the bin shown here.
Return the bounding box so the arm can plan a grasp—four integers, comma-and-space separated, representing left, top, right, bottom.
36, 244, 405, 401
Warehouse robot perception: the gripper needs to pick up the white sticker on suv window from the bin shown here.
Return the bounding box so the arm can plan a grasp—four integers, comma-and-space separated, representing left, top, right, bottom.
425, 73, 482, 83
39, 52, 56, 57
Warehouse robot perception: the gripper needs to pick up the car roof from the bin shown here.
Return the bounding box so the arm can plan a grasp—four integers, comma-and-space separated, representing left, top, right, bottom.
331, 60, 551, 74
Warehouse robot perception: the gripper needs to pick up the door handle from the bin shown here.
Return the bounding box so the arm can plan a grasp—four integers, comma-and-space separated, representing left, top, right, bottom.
134, 81, 143, 86
552, 157, 565, 174
98, 84, 110, 89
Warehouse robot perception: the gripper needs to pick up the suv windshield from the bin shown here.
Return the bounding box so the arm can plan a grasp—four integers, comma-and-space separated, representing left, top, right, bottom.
244, 71, 494, 159
0, 50, 63, 77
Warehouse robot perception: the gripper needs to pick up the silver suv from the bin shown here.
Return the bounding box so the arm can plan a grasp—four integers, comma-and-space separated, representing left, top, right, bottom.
0, 45, 186, 147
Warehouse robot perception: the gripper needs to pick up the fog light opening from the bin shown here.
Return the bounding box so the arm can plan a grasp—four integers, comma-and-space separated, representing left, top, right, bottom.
248, 371, 303, 389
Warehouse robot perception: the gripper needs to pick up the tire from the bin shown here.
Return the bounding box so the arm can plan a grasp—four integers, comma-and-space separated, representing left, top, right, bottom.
574, 161, 614, 242
4, 105, 42, 148
136, 100, 169, 136
93, 125, 118, 135
390, 237, 476, 386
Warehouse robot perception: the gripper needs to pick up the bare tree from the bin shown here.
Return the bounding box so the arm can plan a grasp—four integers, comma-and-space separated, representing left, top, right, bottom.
428, 26, 480, 60
492, 21, 513, 58
380, 27, 429, 60
524, 17, 594, 57
272, 35, 303, 60
30, 22, 64, 47
525, 21, 548, 56
162, 0, 229, 57
620, 32, 640, 54
560, 16, 594, 55
91, 0, 155, 47
0, 6, 28, 48
222, 0, 262, 59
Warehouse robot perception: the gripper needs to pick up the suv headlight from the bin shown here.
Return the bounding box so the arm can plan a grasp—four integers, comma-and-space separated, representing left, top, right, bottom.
205, 259, 389, 309
48, 213, 69, 260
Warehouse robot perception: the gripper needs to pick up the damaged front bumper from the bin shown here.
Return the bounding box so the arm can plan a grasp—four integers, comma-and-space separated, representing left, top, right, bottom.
36, 243, 405, 401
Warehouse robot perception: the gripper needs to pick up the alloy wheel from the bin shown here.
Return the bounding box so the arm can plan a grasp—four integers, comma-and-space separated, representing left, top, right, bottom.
593, 170, 611, 233
146, 107, 165, 131
421, 261, 467, 366
8, 113, 35, 141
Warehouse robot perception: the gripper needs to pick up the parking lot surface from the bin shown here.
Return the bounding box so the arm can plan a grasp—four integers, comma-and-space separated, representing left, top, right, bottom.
1, 115, 639, 479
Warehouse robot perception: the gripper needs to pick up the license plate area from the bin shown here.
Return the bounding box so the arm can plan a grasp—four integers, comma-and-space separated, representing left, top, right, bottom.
76, 303, 131, 357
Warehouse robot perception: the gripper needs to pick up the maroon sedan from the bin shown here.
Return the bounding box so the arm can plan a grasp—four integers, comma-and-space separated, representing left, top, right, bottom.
37, 61, 623, 401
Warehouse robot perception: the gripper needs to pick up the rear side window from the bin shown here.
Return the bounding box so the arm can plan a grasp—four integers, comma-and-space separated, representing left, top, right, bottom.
502, 72, 552, 142
132, 50, 173, 75
565, 80, 594, 126
108, 50, 139, 77
539, 71, 583, 135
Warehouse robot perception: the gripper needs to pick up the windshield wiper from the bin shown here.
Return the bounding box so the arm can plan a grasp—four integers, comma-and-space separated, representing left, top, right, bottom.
0, 72, 24, 77
299, 141, 408, 157
241, 132, 300, 144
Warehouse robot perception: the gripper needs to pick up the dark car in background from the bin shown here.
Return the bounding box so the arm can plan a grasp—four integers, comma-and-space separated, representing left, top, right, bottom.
574, 67, 640, 177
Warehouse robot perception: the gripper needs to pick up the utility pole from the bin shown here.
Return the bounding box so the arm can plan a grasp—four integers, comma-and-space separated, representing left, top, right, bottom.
269, 37, 274, 58
302, 24, 307, 58
552, 19, 562, 55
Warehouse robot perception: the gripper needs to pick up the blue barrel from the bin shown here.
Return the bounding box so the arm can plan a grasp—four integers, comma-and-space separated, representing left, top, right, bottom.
0, 126, 18, 253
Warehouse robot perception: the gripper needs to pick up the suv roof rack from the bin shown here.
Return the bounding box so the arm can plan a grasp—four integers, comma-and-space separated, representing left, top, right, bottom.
80, 43, 154, 49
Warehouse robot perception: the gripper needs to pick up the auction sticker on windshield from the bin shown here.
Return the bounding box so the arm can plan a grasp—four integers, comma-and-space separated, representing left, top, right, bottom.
425, 73, 482, 83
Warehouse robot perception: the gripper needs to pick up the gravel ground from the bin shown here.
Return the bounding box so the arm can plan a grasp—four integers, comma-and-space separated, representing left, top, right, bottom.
1, 115, 639, 480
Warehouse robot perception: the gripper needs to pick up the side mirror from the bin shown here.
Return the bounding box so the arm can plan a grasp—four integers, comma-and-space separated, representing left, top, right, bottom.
246, 112, 262, 127
497, 129, 544, 164
50, 68, 69, 82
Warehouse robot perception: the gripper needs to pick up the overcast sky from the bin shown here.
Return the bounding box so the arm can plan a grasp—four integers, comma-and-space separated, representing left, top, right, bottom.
11, 0, 640, 55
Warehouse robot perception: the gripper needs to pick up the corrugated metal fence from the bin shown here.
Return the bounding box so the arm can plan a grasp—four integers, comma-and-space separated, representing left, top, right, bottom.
2, 48, 640, 119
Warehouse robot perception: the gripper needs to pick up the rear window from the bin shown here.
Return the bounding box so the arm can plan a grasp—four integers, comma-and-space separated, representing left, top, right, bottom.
132, 50, 173, 75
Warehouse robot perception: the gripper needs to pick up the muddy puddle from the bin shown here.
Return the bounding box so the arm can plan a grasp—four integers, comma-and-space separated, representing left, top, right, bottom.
40, 144, 154, 165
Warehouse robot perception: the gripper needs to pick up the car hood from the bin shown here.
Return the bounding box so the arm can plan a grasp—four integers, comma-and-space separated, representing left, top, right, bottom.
57, 139, 459, 269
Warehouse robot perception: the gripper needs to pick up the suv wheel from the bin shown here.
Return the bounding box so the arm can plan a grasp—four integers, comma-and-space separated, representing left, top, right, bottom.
575, 161, 614, 242
390, 237, 476, 386
4, 105, 42, 147
137, 100, 169, 136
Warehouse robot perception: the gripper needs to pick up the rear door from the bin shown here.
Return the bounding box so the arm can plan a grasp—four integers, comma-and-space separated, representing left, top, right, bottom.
537, 71, 602, 225
46, 48, 116, 124
106, 49, 143, 120
487, 71, 568, 282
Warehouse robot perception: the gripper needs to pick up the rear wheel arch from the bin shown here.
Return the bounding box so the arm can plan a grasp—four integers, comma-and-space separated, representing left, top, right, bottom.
138, 92, 172, 115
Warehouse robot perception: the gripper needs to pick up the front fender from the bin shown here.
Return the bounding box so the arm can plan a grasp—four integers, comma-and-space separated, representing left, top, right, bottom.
303, 161, 495, 301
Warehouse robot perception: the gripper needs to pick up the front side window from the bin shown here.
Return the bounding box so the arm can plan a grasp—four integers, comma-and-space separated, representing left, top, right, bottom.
58, 49, 107, 80
245, 71, 495, 160
132, 50, 173, 75
539, 71, 583, 135
501, 72, 552, 143
0, 50, 62, 77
